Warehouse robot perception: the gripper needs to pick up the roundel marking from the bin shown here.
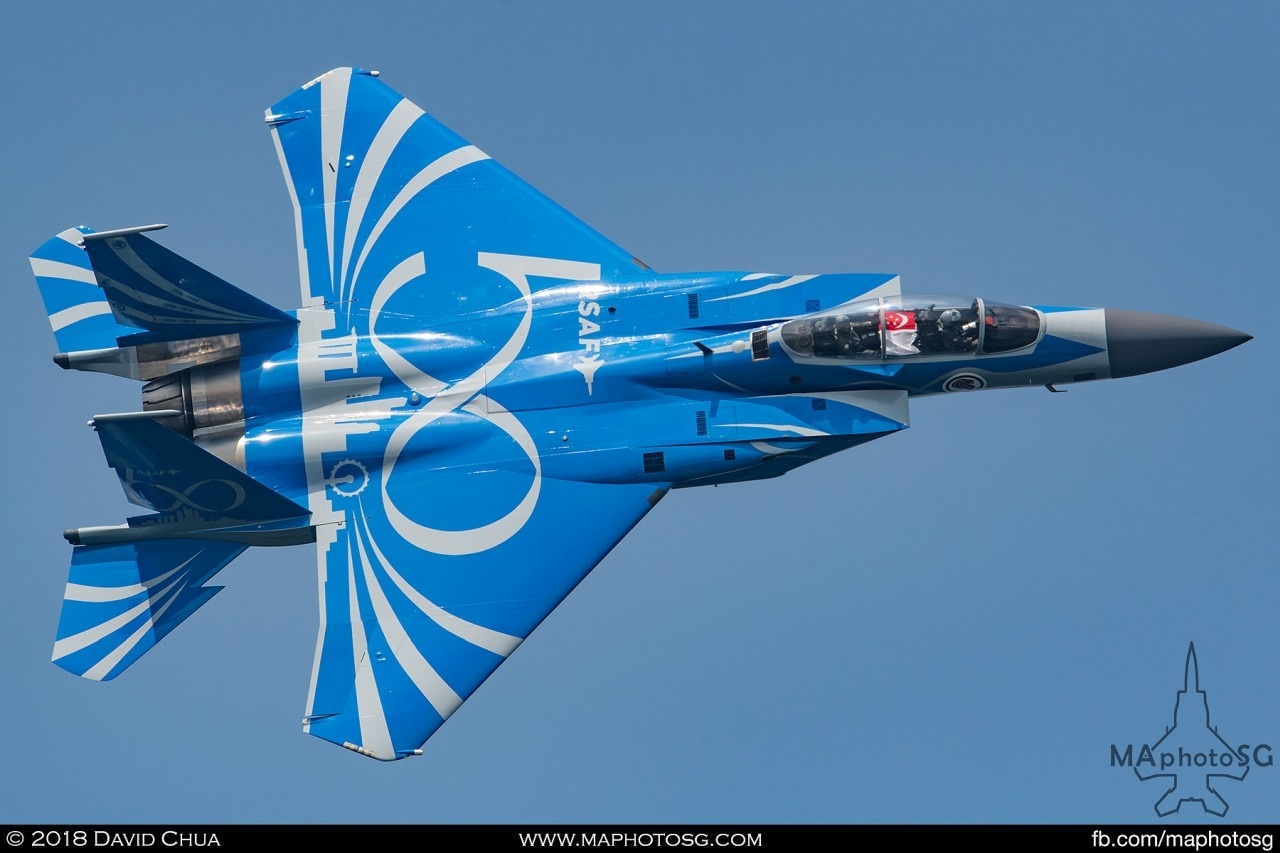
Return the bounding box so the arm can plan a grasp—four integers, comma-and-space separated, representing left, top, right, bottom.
943, 373, 987, 392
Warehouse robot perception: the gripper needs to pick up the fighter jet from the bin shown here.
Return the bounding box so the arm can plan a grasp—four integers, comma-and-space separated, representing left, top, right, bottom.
30, 67, 1250, 761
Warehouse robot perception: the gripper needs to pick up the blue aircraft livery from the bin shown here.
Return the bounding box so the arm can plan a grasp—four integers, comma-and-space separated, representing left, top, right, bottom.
31, 68, 1251, 761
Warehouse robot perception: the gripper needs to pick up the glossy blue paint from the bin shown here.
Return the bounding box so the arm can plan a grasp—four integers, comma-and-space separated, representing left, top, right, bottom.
31, 67, 1250, 761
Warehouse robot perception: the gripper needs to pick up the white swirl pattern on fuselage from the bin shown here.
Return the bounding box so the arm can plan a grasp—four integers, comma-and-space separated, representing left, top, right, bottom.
368, 251, 599, 555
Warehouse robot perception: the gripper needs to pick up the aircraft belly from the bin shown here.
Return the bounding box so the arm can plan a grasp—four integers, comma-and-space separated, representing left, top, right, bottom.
34, 64, 1249, 762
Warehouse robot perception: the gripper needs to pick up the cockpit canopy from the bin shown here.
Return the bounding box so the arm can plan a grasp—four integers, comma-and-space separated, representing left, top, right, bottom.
780, 296, 1040, 360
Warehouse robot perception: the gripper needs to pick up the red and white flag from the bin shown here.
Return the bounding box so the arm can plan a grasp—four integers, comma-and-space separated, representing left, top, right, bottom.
884, 310, 919, 355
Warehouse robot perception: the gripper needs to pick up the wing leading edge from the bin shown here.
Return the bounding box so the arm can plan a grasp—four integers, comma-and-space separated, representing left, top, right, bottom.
267, 66, 646, 324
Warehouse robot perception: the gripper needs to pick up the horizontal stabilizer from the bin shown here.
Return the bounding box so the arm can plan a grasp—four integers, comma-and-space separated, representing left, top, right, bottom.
93, 414, 308, 525
52, 539, 246, 681
80, 226, 296, 339
31, 227, 135, 356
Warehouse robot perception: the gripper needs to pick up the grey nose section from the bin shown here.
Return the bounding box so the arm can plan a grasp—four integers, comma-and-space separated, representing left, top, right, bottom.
1105, 309, 1252, 378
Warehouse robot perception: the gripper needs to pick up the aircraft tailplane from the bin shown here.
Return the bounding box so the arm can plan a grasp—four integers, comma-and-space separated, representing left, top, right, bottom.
52, 539, 246, 681
52, 415, 313, 681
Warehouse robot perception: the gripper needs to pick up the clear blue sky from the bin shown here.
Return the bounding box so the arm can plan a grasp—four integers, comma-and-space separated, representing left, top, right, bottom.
2, 1, 1276, 824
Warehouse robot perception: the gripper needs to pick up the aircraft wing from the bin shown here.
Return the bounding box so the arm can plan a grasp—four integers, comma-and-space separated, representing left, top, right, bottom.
304, 461, 666, 760
267, 67, 646, 324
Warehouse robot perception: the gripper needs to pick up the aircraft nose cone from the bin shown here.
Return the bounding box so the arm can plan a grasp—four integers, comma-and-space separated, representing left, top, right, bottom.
1105, 309, 1252, 378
